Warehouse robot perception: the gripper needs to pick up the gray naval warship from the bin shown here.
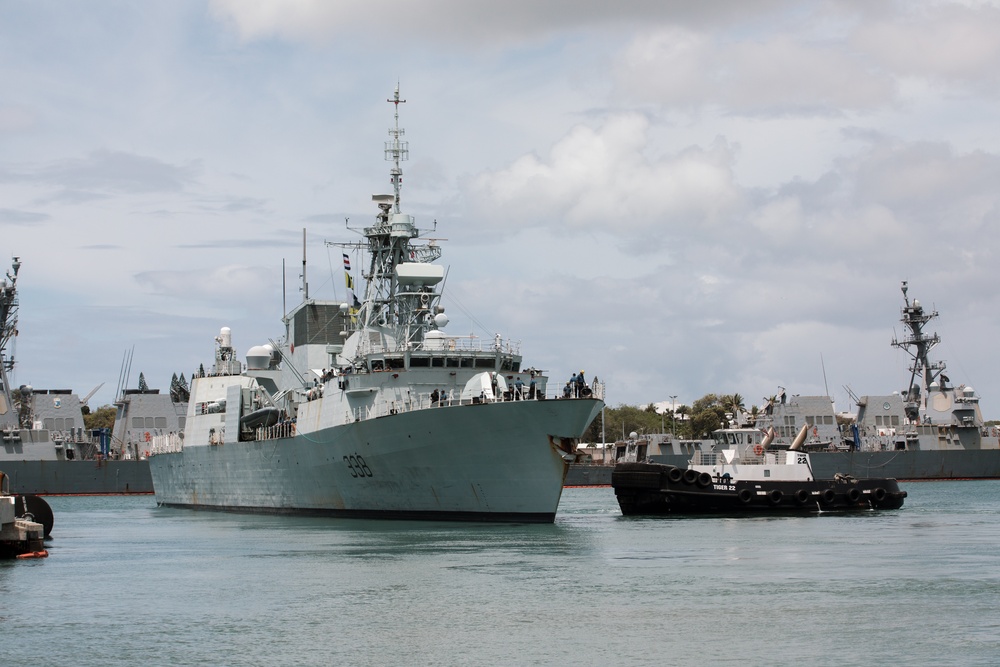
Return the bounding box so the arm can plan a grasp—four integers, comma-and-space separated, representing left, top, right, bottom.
0, 257, 191, 494
147, 86, 604, 522
636, 281, 1000, 480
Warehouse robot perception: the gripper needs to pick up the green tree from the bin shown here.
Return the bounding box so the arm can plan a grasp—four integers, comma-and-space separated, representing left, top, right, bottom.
725, 393, 745, 425
84, 405, 116, 430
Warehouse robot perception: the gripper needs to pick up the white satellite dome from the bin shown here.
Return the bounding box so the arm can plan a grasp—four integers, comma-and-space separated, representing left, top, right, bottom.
246, 344, 274, 370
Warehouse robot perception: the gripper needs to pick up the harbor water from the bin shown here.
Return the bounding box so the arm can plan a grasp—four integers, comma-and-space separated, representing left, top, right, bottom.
3, 483, 999, 666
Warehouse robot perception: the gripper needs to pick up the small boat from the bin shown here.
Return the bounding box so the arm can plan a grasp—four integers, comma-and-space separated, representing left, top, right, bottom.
612, 425, 906, 516
239, 406, 281, 431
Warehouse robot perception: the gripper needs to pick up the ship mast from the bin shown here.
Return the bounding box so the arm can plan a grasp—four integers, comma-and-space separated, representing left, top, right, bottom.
0, 257, 22, 430
329, 85, 443, 359
0, 256, 20, 373
386, 83, 407, 214
892, 280, 945, 418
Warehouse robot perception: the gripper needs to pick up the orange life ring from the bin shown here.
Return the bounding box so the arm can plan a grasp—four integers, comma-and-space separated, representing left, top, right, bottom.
753, 444, 764, 455
144, 431, 151, 442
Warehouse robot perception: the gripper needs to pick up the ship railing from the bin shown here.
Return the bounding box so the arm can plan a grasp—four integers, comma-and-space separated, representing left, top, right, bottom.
358, 336, 523, 355
148, 432, 184, 455
857, 435, 905, 452
691, 450, 790, 466
344, 387, 583, 423
254, 421, 298, 441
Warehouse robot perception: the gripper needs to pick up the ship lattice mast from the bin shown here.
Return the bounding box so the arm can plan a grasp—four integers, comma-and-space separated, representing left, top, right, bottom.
892, 281, 945, 414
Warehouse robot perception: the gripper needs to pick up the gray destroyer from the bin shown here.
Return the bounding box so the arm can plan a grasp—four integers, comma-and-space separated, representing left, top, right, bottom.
0, 258, 154, 494
148, 87, 604, 522
642, 281, 1000, 479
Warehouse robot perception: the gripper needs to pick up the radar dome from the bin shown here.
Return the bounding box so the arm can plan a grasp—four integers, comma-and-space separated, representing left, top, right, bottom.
246, 344, 274, 370
433, 313, 449, 328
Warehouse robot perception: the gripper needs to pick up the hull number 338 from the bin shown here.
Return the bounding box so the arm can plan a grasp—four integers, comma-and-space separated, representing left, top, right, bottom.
344, 454, 374, 478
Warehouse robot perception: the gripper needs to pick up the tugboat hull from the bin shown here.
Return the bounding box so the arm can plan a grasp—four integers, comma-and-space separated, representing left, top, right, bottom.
613, 462, 906, 516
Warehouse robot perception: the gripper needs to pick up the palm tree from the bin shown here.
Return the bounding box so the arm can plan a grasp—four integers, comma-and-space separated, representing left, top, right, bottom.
722, 393, 745, 426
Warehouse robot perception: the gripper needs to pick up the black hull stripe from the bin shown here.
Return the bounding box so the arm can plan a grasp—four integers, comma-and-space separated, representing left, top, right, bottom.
155, 502, 556, 524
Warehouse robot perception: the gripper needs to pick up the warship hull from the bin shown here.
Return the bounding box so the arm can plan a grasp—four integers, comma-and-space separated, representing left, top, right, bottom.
565, 463, 612, 486
0, 460, 152, 495
806, 449, 1000, 480
151, 398, 602, 522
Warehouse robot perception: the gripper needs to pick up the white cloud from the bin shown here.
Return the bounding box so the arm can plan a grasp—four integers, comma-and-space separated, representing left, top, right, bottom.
854, 3, 1000, 88
613, 28, 895, 114
464, 114, 742, 239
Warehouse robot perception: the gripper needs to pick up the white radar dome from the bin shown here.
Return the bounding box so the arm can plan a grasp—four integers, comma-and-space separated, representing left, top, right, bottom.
433, 313, 449, 328
246, 344, 274, 370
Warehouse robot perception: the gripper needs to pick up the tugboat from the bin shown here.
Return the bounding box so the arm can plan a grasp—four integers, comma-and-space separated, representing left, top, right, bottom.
612, 425, 906, 516
0, 470, 53, 558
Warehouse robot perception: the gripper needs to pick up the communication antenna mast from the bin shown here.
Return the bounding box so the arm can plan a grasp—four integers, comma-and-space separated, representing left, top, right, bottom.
386, 83, 408, 213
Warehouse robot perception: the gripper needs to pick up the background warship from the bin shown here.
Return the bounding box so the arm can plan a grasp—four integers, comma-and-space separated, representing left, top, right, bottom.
0, 257, 188, 494
602, 281, 1000, 480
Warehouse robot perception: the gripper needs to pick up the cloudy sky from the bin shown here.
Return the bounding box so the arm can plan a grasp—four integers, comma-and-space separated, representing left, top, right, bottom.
3, 0, 1000, 417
